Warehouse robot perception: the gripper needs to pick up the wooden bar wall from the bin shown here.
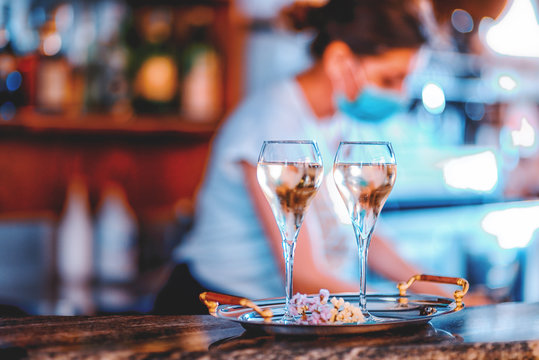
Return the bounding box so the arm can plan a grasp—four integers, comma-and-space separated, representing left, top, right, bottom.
0, 116, 214, 220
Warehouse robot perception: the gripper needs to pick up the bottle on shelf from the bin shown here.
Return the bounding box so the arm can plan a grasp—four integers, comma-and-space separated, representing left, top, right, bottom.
179, 6, 224, 123
34, 15, 71, 114
94, 182, 139, 284
126, 6, 181, 115
57, 176, 94, 286
83, 1, 131, 117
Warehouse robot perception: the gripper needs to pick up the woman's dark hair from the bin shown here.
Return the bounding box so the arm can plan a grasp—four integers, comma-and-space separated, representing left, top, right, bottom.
287, 0, 427, 58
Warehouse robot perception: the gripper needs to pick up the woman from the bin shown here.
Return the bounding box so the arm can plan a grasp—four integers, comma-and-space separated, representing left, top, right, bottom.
154, 0, 453, 315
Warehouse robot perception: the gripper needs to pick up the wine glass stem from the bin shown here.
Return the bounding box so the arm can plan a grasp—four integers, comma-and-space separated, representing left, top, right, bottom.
353, 217, 372, 319
283, 240, 296, 320
358, 240, 369, 315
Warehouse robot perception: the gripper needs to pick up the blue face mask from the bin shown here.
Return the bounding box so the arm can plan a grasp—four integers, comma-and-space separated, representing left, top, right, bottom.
336, 86, 409, 122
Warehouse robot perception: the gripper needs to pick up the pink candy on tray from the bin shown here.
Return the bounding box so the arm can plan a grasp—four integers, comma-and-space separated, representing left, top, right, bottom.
289, 289, 365, 325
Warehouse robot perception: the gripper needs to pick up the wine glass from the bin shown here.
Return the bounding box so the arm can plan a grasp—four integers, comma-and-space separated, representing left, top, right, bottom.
257, 140, 324, 321
333, 141, 396, 322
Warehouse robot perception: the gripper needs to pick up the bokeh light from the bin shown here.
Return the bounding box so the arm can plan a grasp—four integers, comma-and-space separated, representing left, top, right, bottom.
511, 117, 536, 148
485, 0, 539, 57
451, 9, 474, 33
482, 205, 539, 249
442, 151, 498, 192
43, 33, 62, 56
6, 71, 22, 92
422, 82, 446, 115
498, 75, 518, 91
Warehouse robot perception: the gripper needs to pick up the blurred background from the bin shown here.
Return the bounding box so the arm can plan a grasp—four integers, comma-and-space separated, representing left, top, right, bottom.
1, 0, 539, 315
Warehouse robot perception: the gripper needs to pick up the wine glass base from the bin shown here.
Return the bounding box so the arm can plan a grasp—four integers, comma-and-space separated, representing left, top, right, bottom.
362, 312, 397, 324
274, 307, 298, 324
280, 315, 297, 324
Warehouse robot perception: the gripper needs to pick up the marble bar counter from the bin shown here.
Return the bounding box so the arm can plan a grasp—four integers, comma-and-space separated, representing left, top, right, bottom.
1, 302, 538, 359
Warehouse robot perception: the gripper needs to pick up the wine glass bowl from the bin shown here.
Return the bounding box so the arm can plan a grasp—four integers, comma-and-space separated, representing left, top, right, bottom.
333, 141, 396, 322
257, 140, 324, 321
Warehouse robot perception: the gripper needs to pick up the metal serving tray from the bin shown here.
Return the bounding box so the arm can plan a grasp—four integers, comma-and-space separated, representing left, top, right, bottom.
201, 274, 469, 336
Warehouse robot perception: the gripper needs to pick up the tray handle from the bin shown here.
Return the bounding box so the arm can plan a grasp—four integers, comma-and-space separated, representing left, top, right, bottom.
199, 292, 273, 321
397, 274, 469, 308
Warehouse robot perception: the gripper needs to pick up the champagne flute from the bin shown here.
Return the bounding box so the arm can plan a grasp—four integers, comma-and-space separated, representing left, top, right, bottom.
333, 141, 396, 322
257, 140, 324, 321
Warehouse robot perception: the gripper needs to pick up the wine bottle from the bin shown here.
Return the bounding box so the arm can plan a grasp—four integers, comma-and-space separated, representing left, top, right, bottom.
94, 183, 138, 284
35, 17, 71, 113
57, 177, 94, 285
180, 7, 223, 122
126, 6, 180, 114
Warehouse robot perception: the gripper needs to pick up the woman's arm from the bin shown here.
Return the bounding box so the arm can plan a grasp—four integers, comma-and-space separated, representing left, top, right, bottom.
368, 232, 451, 297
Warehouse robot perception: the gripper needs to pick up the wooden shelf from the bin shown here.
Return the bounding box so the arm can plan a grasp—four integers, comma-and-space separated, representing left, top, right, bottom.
0, 108, 219, 141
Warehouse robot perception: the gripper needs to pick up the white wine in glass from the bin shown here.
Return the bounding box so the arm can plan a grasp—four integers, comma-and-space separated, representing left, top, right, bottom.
257, 140, 324, 321
333, 141, 396, 322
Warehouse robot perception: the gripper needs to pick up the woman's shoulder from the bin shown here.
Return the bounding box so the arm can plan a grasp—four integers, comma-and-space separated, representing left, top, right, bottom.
222, 79, 303, 132
212, 79, 306, 162
239, 79, 299, 114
